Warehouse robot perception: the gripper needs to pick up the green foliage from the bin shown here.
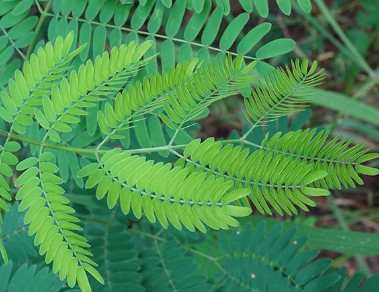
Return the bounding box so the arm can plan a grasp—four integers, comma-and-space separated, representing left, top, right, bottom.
0, 261, 65, 292
243, 59, 324, 125
42, 0, 299, 76
217, 221, 379, 292
0, 1, 379, 292
0, 202, 36, 264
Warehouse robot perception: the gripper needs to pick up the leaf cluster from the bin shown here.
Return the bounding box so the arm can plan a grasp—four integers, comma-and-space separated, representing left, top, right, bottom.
0, 1, 378, 292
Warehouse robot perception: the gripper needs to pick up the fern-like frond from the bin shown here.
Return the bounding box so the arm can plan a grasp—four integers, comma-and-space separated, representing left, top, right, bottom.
0, 141, 19, 214
44, 0, 297, 76
213, 0, 312, 16
218, 221, 341, 292
243, 59, 325, 127
31, 38, 153, 144
82, 207, 212, 292
0, 202, 37, 264
78, 149, 253, 232
155, 0, 312, 15
84, 210, 143, 292
159, 54, 256, 131
138, 236, 213, 291
259, 129, 379, 190
14, 151, 103, 291
326, 266, 379, 292
0, 261, 65, 292
0, 32, 82, 218
0, 31, 84, 135
0, 0, 37, 74
181, 138, 330, 216
95, 54, 254, 149
95, 57, 199, 137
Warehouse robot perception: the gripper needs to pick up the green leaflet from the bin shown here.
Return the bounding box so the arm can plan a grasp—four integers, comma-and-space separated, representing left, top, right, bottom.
237, 22, 272, 55
239, 0, 253, 12
1, 92, 18, 115
256, 38, 296, 59
99, 0, 118, 24
79, 22, 91, 61
220, 13, 249, 51
201, 5, 224, 46
148, 116, 169, 157
133, 116, 152, 149
161, 40, 175, 72
277, 0, 292, 15
92, 25, 106, 58
113, 4, 131, 26
147, 0, 164, 34
184, 0, 211, 41
297, 0, 312, 13
130, 0, 155, 30
165, 0, 186, 37
253, 0, 269, 17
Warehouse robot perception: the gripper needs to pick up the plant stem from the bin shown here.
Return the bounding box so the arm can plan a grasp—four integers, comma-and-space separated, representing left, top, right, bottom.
0, 128, 354, 167
0, 129, 186, 155
44, 12, 257, 61
0, 26, 28, 61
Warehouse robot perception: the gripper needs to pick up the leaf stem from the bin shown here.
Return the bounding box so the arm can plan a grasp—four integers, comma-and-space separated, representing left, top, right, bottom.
0, 26, 28, 61
0, 129, 187, 155
43, 12, 257, 61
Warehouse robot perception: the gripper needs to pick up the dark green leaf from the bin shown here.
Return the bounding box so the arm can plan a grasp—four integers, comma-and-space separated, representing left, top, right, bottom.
133, 116, 152, 149
99, 0, 117, 23
193, 0, 205, 13
114, 4, 131, 26
237, 23, 271, 55
201, 5, 223, 46
161, 40, 175, 72
0, 10, 28, 29
297, 0, 312, 13
256, 38, 296, 59
130, 0, 155, 30
276, 0, 291, 15
184, 0, 211, 41
11, 0, 33, 16
148, 0, 164, 34
92, 25, 106, 58
253, 0, 269, 17
79, 22, 92, 61
85, 0, 104, 20
165, 0, 186, 37
239, 0, 253, 12
0, 47, 14, 67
